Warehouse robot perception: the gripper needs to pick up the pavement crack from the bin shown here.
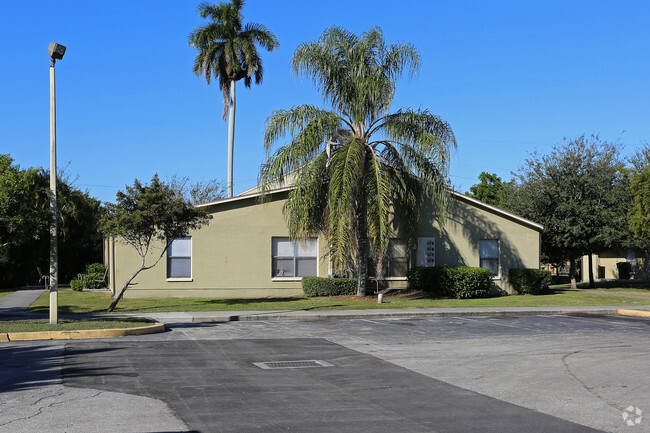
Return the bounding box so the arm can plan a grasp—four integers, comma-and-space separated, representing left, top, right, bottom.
561, 348, 628, 412
0, 388, 104, 428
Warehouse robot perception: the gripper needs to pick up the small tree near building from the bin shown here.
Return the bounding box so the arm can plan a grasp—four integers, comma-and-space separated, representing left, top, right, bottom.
100, 175, 210, 312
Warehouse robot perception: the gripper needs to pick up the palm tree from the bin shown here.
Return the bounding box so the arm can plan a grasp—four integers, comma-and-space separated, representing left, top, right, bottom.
260, 27, 456, 296
189, 0, 279, 197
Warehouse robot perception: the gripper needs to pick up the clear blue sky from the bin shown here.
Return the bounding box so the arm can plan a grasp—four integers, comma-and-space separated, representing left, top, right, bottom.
2, 0, 649, 203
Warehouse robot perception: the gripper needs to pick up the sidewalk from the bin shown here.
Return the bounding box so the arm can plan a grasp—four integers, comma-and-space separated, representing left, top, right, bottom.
114, 304, 650, 324
0, 287, 46, 315
2, 286, 650, 325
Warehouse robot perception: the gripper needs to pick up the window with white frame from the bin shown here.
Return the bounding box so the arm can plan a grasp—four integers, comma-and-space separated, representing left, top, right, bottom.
167, 237, 191, 279
479, 239, 499, 276
387, 239, 409, 277
272, 237, 317, 277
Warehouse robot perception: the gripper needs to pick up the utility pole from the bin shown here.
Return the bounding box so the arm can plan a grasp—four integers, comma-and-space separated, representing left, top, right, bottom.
47, 42, 66, 324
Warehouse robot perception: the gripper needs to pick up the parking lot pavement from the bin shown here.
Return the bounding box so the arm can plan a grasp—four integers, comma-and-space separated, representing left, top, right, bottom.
1, 314, 649, 432
0, 344, 189, 433
61, 338, 599, 433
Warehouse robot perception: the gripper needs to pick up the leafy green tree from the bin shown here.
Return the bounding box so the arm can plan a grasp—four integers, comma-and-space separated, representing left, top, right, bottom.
259, 27, 456, 296
100, 175, 211, 312
0, 155, 49, 285
628, 142, 650, 173
466, 172, 507, 206
189, 0, 279, 197
508, 135, 638, 288
630, 165, 650, 239
0, 155, 103, 287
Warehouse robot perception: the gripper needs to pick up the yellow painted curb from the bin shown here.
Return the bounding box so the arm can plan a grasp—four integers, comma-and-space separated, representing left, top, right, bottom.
0, 333, 8, 342
616, 309, 650, 318
4, 322, 165, 342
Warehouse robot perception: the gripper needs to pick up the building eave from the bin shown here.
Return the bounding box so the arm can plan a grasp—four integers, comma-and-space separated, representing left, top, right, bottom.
194, 186, 293, 209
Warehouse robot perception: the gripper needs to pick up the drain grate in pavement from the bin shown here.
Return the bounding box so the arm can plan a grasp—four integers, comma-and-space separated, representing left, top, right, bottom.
253, 360, 334, 369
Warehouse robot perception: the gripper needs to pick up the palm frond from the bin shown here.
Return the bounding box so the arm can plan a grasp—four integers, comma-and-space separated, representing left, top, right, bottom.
260, 107, 341, 194
189, 0, 278, 117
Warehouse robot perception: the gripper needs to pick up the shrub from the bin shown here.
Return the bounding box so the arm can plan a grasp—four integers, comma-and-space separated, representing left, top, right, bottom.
302, 277, 357, 297
509, 268, 551, 295
408, 266, 493, 299
86, 263, 106, 275
407, 267, 445, 297
69, 263, 107, 291
70, 279, 84, 292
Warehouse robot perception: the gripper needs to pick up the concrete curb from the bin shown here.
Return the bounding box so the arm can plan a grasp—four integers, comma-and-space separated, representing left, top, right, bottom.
1, 322, 165, 342
186, 306, 633, 323
616, 308, 650, 318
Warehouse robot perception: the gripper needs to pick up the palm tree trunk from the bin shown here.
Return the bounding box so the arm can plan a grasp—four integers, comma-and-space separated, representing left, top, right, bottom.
227, 80, 236, 198
356, 180, 369, 297
356, 212, 369, 297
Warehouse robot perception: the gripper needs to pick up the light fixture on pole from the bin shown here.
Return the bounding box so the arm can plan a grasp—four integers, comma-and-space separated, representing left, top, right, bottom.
48, 41, 66, 325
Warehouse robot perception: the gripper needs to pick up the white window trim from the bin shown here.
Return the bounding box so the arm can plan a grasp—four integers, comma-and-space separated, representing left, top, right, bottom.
271, 277, 304, 282
167, 237, 193, 281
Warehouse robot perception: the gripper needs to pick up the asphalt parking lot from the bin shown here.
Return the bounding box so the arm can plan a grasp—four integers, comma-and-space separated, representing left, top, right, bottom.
1, 314, 649, 432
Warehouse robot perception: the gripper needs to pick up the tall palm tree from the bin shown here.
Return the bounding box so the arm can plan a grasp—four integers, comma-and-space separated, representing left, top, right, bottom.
189, 0, 279, 197
260, 27, 456, 296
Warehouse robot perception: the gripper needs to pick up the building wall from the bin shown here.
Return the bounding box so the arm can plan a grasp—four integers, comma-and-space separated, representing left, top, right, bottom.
111, 192, 327, 298
107, 191, 541, 298
414, 195, 541, 294
581, 250, 648, 281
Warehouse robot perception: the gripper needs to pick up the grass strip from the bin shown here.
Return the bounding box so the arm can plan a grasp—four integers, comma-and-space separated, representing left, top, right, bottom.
0, 288, 17, 301
552, 281, 650, 296
0, 317, 153, 333
25, 288, 650, 315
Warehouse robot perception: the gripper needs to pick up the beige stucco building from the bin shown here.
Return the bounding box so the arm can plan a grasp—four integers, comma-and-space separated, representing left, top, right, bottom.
104, 188, 543, 298
581, 250, 649, 281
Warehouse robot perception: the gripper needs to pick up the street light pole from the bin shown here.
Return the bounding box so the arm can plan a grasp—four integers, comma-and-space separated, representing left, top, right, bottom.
48, 42, 66, 325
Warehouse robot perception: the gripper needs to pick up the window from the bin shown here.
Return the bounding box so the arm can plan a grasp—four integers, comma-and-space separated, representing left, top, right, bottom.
272, 237, 317, 277
387, 239, 409, 277
479, 240, 499, 276
167, 237, 191, 279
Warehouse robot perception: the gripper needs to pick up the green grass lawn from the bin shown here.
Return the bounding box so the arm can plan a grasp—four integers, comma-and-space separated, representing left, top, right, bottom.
552, 281, 650, 296
0, 317, 154, 333
25, 287, 650, 315
0, 288, 17, 300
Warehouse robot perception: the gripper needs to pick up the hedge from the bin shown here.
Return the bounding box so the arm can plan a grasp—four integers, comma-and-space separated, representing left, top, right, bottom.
509, 268, 551, 295
302, 276, 357, 297
407, 266, 493, 299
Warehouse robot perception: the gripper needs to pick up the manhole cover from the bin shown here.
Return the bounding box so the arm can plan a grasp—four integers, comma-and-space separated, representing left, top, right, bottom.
253, 360, 334, 369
